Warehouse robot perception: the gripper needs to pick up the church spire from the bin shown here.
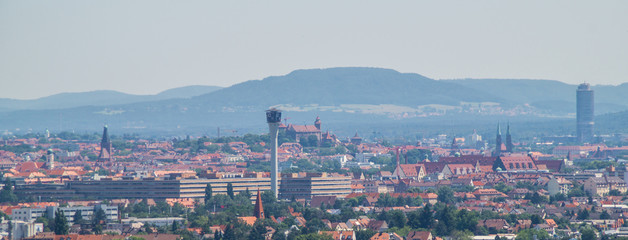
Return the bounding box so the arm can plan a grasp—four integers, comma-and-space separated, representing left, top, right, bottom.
506, 122, 513, 153
494, 122, 502, 157
254, 189, 265, 219
98, 125, 112, 162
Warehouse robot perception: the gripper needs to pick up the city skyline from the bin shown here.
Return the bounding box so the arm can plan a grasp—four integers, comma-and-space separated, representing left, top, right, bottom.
2, 1, 628, 239
1, 1, 627, 99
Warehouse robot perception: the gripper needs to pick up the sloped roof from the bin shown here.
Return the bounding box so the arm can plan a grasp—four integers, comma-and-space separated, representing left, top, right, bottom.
311, 196, 337, 208
399, 164, 420, 177
497, 155, 537, 171
16, 161, 44, 172
535, 160, 563, 172
238, 216, 258, 226
422, 162, 447, 174
288, 125, 320, 133
406, 231, 432, 240
439, 156, 496, 166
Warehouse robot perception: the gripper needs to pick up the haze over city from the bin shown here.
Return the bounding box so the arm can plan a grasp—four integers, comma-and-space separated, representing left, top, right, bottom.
3, 1, 628, 240
1, 0, 627, 99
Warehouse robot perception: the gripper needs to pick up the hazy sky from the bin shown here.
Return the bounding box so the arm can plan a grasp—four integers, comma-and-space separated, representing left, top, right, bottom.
1, 1, 627, 99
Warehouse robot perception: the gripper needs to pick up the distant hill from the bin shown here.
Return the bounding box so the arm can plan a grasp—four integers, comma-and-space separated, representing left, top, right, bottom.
0, 85, 222, 112
189, 67, 505, 108
156, 85, 223, 99
596, 109, 628, 133
443, 79, 628, 114
0, 67, 627, 137
443, 79, 573, 104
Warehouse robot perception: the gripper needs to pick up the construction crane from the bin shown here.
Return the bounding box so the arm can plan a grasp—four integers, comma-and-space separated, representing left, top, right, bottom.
217, 127, 238, 138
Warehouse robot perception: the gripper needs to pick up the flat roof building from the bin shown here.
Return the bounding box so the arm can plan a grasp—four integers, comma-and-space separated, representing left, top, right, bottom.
279, 172, 352, 200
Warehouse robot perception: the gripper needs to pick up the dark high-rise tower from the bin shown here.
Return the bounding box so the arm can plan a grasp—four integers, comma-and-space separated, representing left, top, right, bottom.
98, 125, 112, 161
494, 122, 502, 157
577, 83, 594, 142
506, 122, 513, 153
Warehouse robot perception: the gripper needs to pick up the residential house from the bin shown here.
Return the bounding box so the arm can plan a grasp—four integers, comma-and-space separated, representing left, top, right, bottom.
477, 219, 510, 233
547, 177, 573, 196
472, 189, 508, 201
584, 176, 627, 196
406, 231, 434, 240
369, 232, 403, 240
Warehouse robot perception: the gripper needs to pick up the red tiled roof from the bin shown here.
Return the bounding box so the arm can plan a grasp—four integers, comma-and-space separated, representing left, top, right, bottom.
399, 164, 420, 177
421, 162, 447, 174
288, 125, 320, 133
497, 155, 537, 171
439, 156, 496, 166
407, 231, 432, 240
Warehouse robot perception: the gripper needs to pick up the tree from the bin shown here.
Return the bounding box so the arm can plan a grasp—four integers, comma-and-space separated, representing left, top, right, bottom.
530, 192, 547, 204
451, 230, 474, 240
299, 137, 309, 147
92, 224, 103, 234
418, 203, 433, 228
214, 229, 222, 240
145, 224, 154, 234
405, 149, 432, 164
295, 233, 333, 240
243, 187, 252, 199
54, 209, 69, 235
552, 193, 567, 202
435, 205, 457, 236
307, 135, 319, 147
568, 183, 585, 197
205, 184, 213, 203
304, 218, 328, 234
171, 220, 179, 233
438, 186, 455, 204
248, 220, 267, 240
227, 183, 234, 199
388, 210, 407, 228
580, 226, 597, 240
515, 228, 550, 240
577, 209, 590, 220
93, 208, 106, 225
223, 225, 235, 240
494, 182, 513, 194
600, 210, 611, 219
8, 220, 12, 240
530, 214, 543, 225
128, 237, 146, 240
406, 210, 421, 229
0, 178, 18, 203
73, 210, 83, 224
456, 209, 477, 233
221, 144, 235, 154
355, 229, 376, 240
